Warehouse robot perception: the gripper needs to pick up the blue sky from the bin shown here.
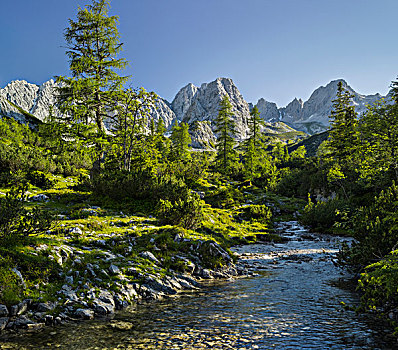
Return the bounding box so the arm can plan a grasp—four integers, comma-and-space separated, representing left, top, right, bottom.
0, 0, 397, 106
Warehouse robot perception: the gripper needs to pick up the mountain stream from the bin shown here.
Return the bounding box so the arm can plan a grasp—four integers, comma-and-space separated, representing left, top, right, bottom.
1, 221, 396, 349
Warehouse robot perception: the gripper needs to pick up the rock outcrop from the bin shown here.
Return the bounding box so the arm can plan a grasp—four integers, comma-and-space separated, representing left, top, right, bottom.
0, 79, 58, 123
149, 98, 177, 130
256, 98, 280, 121
171, 83, 198, 121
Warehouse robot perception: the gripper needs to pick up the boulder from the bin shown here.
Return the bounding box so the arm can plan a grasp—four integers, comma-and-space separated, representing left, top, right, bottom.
75, 308, 94, 320
0, 305, 8, 317
0, 317, 8, 331
139, 251, 160, 264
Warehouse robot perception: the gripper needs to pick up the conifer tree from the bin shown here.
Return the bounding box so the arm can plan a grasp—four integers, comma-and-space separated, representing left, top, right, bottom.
326, 81, 359, 197
154, 118, 169, 156
215, 95, 237, 174
327, 81, 359, 165
56, 0, 129, 136
391, 76, 398, 104
170, 122, 191, 162
244, 105, 265, 176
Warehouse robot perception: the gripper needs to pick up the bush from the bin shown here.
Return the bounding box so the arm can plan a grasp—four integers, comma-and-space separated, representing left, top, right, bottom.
300, 195, 351, 232
27, 170, 55, 189
0, 266, 23, 306
357, 250, 398, 314
0, 185, 53, 244
242, 204, 272, 224
157, 194, 204, 230
205, 186, 244, 209
339, 183, 398, 268
92, 169, 189, 203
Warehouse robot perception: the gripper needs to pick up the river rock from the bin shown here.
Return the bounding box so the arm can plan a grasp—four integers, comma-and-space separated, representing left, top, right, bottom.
36, 301, 56, 312
13, 315, 35, 328
44, 315, 54, 325
0, 317, 8, 331
16, 299, 31, 315
94, 300, 114, 315
201, 269, 213, 279
109, 320, 134, 331
75, 308, 94, 320
144, 276, 178, 295
0, 305, 8, 317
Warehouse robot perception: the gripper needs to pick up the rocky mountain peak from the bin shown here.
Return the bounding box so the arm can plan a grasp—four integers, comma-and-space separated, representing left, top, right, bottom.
255, 98, 279, 121
171, 83, 198, 121
182, 77, 251, 142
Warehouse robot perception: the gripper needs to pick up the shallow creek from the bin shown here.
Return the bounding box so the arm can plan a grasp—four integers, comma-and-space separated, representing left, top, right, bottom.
1, 221, 396, 349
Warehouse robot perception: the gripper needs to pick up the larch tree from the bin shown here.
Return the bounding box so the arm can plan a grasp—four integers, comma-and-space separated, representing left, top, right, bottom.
56, 0, 129, 139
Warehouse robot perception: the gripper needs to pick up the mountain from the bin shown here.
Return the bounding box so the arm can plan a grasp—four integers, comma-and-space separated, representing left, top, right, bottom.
0, 77, 388, 147
279, 79, 386, 133
0, 80, 58, 124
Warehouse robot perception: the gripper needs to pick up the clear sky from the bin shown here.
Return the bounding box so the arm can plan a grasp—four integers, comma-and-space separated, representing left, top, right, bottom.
0, 0, 397, 106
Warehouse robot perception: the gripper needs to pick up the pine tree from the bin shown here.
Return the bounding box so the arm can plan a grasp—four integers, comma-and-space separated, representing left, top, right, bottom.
215, 95, 237, 174
56, 0, 129, 135
360, 101, 398, 181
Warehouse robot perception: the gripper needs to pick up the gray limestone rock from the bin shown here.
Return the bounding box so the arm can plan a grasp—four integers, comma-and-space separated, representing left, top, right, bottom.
183, 77, 251, 142
75, 308, 94, 320
0, 79, 59, 124
255, 98, 280, 121
139, 251, 160, 264
0, 305, 8, 317
171, 83, 199, 120
149, 97, 177, 130
0, 317, 8, 331
108, 264, 120, 275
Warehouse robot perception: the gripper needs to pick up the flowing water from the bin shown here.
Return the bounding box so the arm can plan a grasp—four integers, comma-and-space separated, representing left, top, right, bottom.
1, 221, 396, 349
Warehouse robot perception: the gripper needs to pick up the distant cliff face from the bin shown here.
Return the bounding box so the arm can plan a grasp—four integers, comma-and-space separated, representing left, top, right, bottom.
0, 80, 58, 123
279, 79, 386, 133
0, 77, 388, 147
